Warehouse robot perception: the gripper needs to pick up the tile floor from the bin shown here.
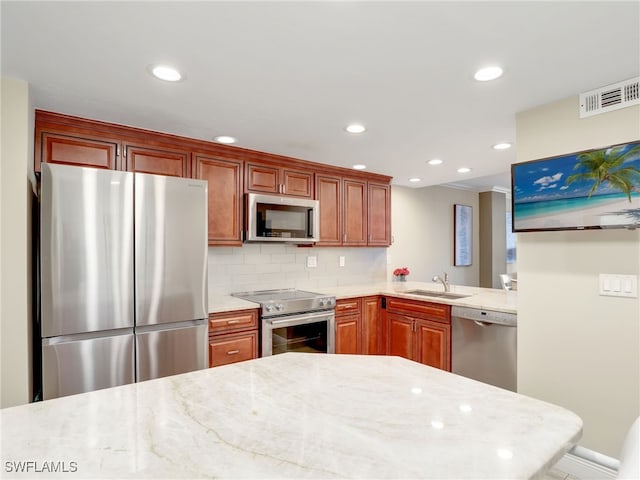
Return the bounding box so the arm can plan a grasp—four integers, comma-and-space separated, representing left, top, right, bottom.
543, 467, 580, 480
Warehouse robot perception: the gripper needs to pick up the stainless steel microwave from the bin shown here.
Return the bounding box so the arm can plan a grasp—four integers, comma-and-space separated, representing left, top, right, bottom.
245, 193, 319, 243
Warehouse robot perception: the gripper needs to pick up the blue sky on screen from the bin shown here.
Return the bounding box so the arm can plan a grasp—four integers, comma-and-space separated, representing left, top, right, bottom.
513, 142, 640, 204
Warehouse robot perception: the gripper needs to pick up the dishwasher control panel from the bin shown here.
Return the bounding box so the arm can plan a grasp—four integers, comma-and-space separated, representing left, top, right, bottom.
451, 306, 517, 326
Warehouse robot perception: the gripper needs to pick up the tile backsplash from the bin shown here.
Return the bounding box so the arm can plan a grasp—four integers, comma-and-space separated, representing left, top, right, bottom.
208, 244, 388, 296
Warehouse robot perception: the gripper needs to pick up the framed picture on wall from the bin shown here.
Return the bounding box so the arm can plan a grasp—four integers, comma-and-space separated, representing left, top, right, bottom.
511, 140, 640, 232
454, 204, 473, 266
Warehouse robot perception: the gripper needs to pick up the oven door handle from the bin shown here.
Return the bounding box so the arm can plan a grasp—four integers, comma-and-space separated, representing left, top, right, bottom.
267, 310, 334, 328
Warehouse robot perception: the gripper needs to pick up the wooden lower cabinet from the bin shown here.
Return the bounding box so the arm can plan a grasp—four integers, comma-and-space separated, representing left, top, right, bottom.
335, 298, 362, 354
208, 309, 259, 367
209, 331, 258, 367
335, 316, 360, 354
362, 296, 384, 354
335, 296, 384, 355
385, 297, 451, 371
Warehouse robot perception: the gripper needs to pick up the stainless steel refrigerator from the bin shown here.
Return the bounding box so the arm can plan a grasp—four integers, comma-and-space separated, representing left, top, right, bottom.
39, 163, 208, 400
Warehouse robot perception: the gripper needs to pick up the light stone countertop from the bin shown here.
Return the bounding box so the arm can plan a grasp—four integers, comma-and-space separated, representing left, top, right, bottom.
209, 281, 517, 315
0, 353, 581, 479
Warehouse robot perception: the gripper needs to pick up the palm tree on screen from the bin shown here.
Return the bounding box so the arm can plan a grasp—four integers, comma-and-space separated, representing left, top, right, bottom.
565, 144, 640, 201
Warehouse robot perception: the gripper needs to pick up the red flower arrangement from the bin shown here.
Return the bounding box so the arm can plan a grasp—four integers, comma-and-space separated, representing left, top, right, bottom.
393, 267, 410, 277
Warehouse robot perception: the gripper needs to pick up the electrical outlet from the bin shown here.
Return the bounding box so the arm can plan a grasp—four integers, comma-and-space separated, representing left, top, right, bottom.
339, 256, 345, 267
307, 256, 317, 268
599, 274, 638, 297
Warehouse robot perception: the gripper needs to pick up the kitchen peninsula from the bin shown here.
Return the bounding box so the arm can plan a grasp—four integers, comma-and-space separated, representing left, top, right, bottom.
1, 353, 581, 479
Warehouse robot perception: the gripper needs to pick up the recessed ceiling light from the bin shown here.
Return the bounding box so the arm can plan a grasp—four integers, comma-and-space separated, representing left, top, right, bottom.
409, 177, 422, 183
345, 124, 366, 134
457, 167, 472, 173
493, 142, 512, 150
353, 164, 367, 170
427, 159, 443, 165
150, 64, 182, 82
474, 66, 503, 82
214, 135, 237, 144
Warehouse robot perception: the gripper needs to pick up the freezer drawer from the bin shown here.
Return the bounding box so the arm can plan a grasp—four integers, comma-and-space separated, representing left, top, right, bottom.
136, 321, 208, 382
42, 330, 135, 400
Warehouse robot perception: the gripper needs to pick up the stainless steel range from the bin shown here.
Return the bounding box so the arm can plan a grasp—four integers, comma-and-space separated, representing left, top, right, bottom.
232, 289, 336, 357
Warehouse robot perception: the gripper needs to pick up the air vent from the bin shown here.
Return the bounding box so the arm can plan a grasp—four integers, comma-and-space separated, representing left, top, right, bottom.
579, 77, 640, 118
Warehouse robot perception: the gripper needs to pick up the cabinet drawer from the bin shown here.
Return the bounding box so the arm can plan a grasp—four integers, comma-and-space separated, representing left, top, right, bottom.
208, 309, 258, 334
386, 297, 450, 323
209, 331, 258, 367
336, 298, 362, 315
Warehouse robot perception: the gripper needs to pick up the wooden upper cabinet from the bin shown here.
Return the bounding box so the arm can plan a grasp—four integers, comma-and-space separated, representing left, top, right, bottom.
194, 153, 243, 246
368, 183, 391, 246
246, 162, 313, 197
343, 179, 368, 245
124, 143, 190, 177
315, 175, 342, 246
36, 131, 120, 171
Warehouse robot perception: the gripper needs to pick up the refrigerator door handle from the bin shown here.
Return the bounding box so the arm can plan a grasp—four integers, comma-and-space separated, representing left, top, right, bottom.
134, 318, 206, 334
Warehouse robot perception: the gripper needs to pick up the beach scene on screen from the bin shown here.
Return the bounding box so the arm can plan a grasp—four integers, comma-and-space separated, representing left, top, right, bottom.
512, 141, 640, 231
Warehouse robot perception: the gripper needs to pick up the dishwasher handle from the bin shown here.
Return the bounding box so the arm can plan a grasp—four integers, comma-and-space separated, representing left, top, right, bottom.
452, 306, 517, 327
473, 320, 493, 327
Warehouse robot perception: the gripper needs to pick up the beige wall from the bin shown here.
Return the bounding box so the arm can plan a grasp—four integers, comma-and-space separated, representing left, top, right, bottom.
1, 77, 34, 407
516, 96, 640, 457
389, 185, 479, 286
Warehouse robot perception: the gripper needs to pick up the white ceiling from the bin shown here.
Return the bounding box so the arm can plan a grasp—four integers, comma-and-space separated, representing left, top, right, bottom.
2, 1, 639, 191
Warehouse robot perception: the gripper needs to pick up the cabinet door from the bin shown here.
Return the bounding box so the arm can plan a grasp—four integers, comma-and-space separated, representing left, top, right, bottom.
387, 313, 413, 360
283, 170, 313, 197
315, 175, 342, 245
343, 179, 367, 245
368, 183, 391, 246
415, 320, 451, 371
124, 143, 190, 177
246, 163, 279, 194
363, 296, 383, 355
194, 154, 243, 246
38, 131, 119, 171
209, 331, 258, 367
335, 316, 360, 354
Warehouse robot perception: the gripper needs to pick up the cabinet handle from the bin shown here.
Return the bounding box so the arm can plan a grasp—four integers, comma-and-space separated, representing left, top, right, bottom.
226, 320, 240, 324
227, 350, 240, 355
282, 184, 286, 194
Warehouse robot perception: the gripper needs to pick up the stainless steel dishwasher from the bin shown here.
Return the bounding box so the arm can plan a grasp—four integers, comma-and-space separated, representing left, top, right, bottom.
451, 306, 517, 391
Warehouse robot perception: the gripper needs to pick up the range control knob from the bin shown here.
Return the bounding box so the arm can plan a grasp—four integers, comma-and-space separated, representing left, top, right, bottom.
275, 303, 284, 312
265, 304, 274, 313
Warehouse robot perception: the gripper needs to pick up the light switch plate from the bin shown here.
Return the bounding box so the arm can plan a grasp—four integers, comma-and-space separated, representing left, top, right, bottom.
599, 274, 638, 297
339, 256, 345, 267
307, 256, 317, 268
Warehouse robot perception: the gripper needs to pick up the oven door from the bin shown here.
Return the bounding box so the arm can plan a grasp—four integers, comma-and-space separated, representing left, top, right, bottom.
262, 310, 335, 357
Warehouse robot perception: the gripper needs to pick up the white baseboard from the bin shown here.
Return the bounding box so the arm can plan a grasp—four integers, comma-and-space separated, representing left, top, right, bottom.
555, 452, 617, 480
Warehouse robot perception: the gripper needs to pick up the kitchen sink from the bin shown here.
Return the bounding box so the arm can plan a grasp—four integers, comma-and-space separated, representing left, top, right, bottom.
405, 290, 471, 299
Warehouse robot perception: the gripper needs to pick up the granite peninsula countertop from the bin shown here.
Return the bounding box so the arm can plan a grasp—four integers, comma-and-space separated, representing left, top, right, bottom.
1, 353, 580, 479
209, 281, 517, 314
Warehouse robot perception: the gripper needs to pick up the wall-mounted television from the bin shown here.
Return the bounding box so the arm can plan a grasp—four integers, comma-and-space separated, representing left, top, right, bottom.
511, 140, 640, 232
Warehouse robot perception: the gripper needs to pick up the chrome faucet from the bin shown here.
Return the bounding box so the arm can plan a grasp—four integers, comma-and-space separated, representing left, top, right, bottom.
432, 272, 450, 292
